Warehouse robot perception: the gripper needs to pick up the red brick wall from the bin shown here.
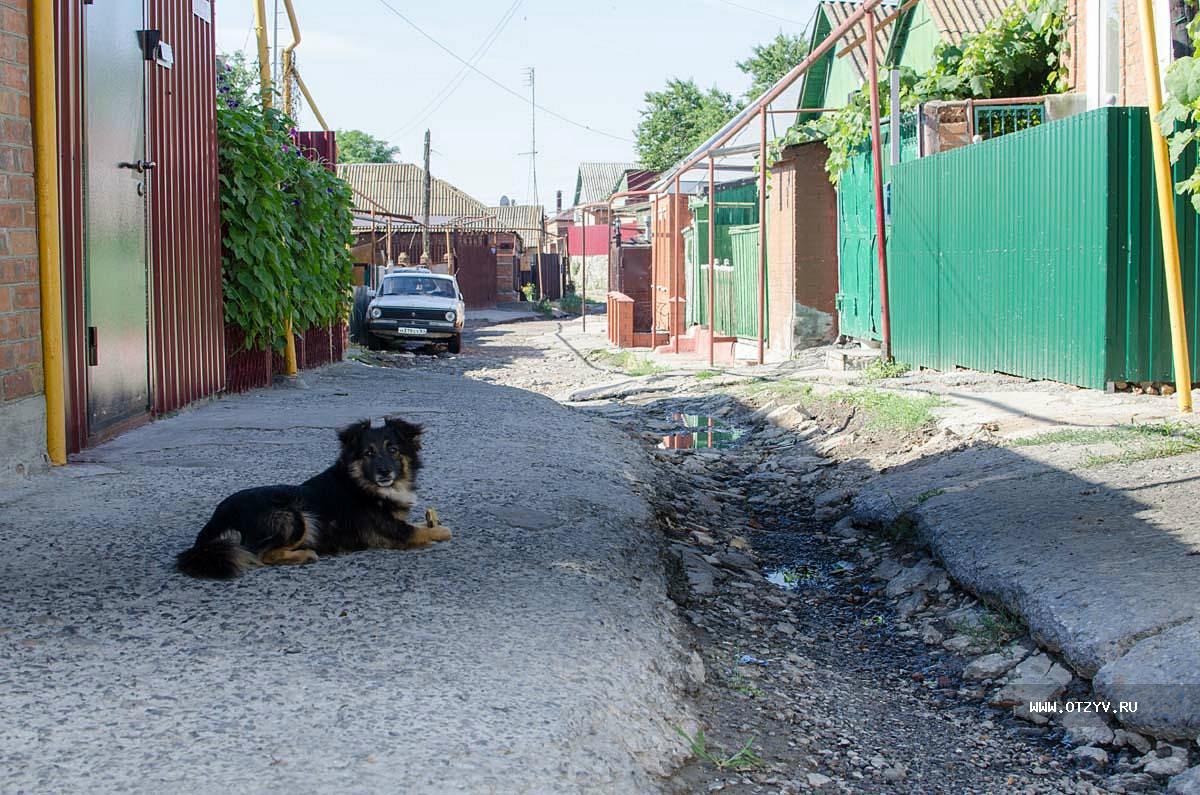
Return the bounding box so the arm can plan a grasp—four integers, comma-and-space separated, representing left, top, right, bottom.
0, 0, 37, 407
767, 143, 839, 358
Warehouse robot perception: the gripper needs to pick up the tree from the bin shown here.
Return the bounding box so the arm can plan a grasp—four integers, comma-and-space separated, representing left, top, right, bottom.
634, 79, 739, 172
737, 33, 810, 102
336, 130, 399, 163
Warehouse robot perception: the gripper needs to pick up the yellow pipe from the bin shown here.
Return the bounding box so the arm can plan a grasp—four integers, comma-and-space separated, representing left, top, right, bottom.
253, 0, 272, 109
279, 0, 328, 130
31, 0, 65, 464
253, 0, 297, 374
1138, 0, 1192, 412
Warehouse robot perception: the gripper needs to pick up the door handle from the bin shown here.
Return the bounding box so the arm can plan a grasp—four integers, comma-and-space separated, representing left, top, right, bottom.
118, 159, 157, 173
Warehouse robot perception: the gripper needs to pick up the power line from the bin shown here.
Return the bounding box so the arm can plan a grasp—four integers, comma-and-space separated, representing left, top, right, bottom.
713, 0, 806, 25
390, 0, 523, 139
374, 0, 635, 143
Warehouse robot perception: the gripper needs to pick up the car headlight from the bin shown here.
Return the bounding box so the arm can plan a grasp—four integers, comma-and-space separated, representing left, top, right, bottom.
444, 311, 456, 322
369, 306, 382, 319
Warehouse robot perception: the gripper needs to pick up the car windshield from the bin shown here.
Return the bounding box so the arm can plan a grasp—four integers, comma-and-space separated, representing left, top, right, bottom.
380, 276, 456, 299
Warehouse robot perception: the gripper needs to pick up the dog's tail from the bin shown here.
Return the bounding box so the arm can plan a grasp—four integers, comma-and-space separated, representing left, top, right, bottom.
176, 531, 260, 580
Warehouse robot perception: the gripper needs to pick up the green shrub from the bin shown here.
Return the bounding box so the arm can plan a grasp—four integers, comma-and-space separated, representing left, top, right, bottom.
216, 60, 353, 351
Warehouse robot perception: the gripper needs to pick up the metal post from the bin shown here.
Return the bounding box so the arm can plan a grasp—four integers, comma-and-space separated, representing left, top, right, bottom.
370, 208, 377, 289
581, 209, 587, 332
757, 108, 767, 365
707, 156, 716, 367
1138, 0, 1193, 411
650, 194, 657, 345
421, 130, 432, 262
866, 12, 891, 359
673, 175, 681, 353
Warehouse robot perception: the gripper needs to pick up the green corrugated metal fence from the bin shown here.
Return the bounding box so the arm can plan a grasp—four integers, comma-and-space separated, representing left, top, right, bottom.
888, 106, 1200, 389
684, 183, 767, 340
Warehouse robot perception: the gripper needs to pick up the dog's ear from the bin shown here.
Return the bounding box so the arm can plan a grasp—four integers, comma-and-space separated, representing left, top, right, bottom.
337, 419, 370, 449
384, 417, 423, 449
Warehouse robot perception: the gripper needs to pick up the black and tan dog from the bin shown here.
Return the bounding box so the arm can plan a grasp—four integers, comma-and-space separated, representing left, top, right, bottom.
176, 417, 451, 580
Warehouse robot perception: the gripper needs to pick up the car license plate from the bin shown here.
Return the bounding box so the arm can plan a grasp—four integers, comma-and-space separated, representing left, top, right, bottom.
395, 327, 427, 335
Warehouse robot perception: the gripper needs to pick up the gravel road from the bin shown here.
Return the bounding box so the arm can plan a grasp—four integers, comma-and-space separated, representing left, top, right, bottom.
0, 360, 695, 793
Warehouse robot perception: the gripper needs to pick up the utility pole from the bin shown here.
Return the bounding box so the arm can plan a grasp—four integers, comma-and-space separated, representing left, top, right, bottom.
523, 67, 538, 207
421, 129, 432, 263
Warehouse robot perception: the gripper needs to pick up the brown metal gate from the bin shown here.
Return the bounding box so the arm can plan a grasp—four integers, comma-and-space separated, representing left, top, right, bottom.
612, 244, 653, 332
382, 232, 497, 308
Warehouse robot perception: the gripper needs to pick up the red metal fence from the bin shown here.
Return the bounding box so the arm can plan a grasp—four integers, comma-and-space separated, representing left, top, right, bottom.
147, 0, 225, 415
55, 1, 225, 451
372, 231, 498, 307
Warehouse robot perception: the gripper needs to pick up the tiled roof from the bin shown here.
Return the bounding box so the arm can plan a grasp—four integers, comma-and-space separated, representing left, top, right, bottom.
573, 162, 639, 206
337, 163, 486, 218
823, 1, 892, 81
924, 0, 1007, 44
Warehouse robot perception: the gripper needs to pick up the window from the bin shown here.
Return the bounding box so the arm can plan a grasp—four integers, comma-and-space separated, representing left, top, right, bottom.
380, 276, 457, 298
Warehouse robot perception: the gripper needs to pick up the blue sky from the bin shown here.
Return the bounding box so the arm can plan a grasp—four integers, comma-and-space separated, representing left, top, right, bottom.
215, 0, 820, 211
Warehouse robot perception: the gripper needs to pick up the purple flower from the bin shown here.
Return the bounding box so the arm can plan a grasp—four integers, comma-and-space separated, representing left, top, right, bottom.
291, 199, 301, 206
326, 187, 333, 194
281, 145, 290, 154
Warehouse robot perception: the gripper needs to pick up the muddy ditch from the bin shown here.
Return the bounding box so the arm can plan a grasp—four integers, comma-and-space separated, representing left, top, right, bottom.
583, 380, 1183, 793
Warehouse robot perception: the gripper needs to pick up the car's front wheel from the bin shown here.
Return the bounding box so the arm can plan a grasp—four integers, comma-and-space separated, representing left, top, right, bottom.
447, 334, 462, 354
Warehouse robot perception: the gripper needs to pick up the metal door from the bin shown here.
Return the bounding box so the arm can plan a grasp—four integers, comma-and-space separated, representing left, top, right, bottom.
84, 1, 150, 433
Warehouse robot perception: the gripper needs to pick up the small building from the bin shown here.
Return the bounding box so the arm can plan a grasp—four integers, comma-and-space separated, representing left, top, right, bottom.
340, 163, 544, 305
567, 162, 649, 296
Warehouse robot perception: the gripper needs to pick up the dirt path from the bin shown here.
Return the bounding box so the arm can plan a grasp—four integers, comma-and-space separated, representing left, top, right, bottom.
371, 317, 1178, 794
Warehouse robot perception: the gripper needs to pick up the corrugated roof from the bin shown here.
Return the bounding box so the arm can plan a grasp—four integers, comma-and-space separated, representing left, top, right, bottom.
573, 162, 639, 206
924, 0, 1006, 44
352, 203, 546, 249
483, 204, 546, 248
338, 163, 486, 218
824, 1, 892, 81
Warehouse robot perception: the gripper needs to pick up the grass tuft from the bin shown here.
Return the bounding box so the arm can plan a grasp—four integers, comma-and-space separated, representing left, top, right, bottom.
694, 370, 719, 381
1013, 422, 1200, 468
862, 358, 912, 381
824, 389, 946, 434
587, 349, 667, 376
673, 726, 764, 771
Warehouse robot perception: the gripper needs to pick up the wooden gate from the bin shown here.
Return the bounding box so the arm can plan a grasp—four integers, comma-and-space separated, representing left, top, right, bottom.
382, 232, 497, 308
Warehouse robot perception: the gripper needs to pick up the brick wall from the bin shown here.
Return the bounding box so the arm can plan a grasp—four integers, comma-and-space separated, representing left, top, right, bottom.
766, 143, 839, 359
0, 0, 43, 481
0, 0, 35, 405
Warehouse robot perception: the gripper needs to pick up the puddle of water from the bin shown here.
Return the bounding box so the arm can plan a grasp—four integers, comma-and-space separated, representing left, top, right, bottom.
765, 563, 823, 590
658, 413, 745, 450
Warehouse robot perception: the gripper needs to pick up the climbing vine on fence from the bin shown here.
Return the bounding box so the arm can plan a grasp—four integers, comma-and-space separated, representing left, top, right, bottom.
216, 60, 353, 351
1159, 17, 1200, 212
778, 0, 1068, 183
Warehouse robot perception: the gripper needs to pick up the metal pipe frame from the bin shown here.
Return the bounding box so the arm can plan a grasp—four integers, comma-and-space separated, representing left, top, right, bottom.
1137, 0, 1193, 411
707, 156, 716, 367
866, 12, 891, 359
664, 0, 881, 187
672, 175, 681, 353
757, 108, 767, 366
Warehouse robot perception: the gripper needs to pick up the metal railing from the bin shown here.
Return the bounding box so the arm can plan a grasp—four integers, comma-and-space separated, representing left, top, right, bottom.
973, 103, 1045, 141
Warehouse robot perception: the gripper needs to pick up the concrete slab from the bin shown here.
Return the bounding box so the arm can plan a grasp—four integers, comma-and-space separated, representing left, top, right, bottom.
852, 441, 1200, 738
0, 362, 693, 792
